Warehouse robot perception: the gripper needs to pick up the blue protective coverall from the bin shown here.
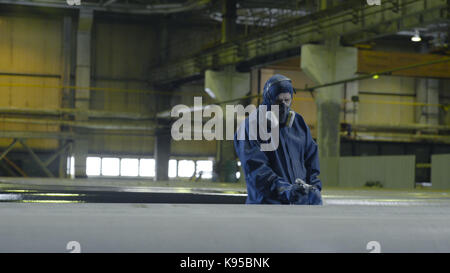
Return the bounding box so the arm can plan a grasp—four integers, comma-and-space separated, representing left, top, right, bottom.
234, 75, 323, 205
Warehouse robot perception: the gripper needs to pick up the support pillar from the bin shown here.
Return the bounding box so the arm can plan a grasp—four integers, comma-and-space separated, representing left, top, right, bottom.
205, 67, 250, 182
158, 17, 169, 65
59, 16, 73, 178
154, 128, 171, 181
344, 80, 359, 126
416, 78, 440, 133
319, 0, 342, 10
74, 9, 93, 178
301, 39, 357, 187
221, 0, 237, 43
61, 16, 73, 110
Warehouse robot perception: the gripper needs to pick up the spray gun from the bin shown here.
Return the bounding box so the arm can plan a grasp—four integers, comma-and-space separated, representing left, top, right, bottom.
295, 178, 316, 194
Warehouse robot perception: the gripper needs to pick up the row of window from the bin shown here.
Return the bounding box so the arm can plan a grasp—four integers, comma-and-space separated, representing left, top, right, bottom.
67, 157, 214, 179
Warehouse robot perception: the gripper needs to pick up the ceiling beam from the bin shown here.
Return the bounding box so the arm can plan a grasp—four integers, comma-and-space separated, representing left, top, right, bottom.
0, 0, 211, 15
148, 0, 449, 85
103, 0, 118, 7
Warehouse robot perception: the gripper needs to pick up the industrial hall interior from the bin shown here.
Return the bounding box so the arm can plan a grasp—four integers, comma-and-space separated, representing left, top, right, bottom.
0, 0, 450, 253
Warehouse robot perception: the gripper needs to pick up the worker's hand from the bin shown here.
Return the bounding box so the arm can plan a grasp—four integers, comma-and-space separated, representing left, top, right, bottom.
277, 179, 317, 203
295, 178, 322, 205
294, 178, 314, 195
308, 189, 323, 205
287, 183, 304, 202
277, 183, 304, 203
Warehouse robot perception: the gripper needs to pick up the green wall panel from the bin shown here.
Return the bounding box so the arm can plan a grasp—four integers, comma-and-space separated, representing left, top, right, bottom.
338, 155, 415, 189
431, 154, 450, 190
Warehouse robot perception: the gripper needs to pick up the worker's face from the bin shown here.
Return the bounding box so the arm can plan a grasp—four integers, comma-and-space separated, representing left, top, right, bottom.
274, 92, 292, 107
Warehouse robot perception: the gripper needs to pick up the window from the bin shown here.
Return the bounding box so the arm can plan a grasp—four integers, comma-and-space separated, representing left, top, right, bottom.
178, 160, 195, 177
67, 156, 75, 177
139, 158, 155, 177
168, 159, 177, 178
86, 157, 101, 176
121, 158, 139, 177
102, 157, 120, 176
236, 161, 242, 180
78, 156, 217, 180
196, 160, 213, 179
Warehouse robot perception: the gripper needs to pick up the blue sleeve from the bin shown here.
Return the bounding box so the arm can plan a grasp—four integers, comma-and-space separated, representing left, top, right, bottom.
234, 122, 299, 203
303, 121, 322, 191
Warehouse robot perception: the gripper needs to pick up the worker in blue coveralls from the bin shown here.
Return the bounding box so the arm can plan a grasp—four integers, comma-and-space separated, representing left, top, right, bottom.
234, 74, 323, 205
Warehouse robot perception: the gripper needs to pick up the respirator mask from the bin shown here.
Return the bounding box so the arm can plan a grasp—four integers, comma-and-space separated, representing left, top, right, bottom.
265, 102, 295, 128
263, 75, 296, 128
278, 102, 295, 127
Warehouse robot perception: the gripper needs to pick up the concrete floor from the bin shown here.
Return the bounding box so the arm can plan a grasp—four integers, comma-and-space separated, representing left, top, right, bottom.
1, 177, 450, 253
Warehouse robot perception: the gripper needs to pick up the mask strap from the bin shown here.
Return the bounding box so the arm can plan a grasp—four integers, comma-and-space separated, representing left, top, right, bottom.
286, 111, 295, 128
264, 78, 292, 92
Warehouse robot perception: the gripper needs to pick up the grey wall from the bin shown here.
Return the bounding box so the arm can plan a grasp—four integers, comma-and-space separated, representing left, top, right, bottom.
339, 155, 416, 189
431, 154, 450, 190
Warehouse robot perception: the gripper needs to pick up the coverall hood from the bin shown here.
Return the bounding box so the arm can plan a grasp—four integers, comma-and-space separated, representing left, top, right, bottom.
262, 74, 295, 106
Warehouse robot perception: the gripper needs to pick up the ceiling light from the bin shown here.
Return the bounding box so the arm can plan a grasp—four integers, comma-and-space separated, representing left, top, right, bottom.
411, 29, 421, 42
204, 88, 216, 99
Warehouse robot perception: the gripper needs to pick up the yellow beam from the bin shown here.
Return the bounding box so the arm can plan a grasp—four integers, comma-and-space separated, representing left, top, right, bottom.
268, 50, 450, 79
357, 50, 450, 78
